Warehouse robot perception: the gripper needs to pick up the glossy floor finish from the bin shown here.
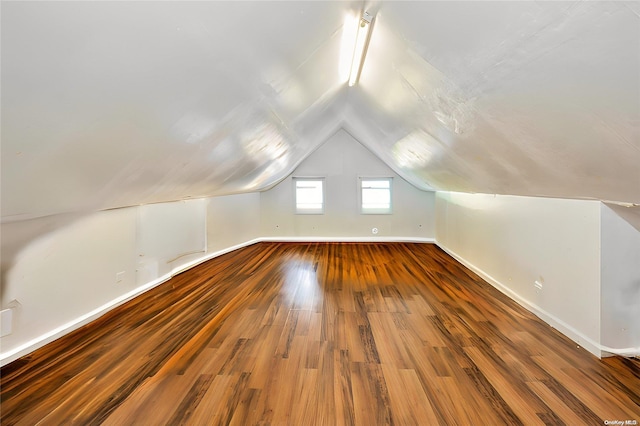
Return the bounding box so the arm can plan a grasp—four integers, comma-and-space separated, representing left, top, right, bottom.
1, 242, 639, 425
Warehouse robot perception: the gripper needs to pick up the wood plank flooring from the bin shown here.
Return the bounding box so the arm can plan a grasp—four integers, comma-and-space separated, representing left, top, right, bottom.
1, 242, 639, 425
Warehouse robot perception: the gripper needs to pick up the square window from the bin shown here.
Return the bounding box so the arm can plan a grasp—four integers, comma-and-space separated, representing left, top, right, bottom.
361, 178, 392, 214
294, 178, 324, 214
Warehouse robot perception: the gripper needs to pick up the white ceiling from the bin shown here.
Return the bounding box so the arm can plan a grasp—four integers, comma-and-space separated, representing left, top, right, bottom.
2, 1, 639, 221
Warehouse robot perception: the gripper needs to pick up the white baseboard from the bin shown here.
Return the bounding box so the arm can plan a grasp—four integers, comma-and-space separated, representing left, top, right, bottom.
261, 236, 436, 243
0, 238, 263, 366
437, 243, 640, 359
0, 236, 434, 366
7, 236, 635, 365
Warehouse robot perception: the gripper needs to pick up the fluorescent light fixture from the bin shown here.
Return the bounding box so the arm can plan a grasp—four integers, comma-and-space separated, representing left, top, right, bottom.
339, 14, 358, 82
348, 11, 374, 87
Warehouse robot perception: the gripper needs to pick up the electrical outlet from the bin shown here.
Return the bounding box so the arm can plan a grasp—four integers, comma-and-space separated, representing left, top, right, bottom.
534, 280, 543, 291
116, 271, 126, 283
372, 227, 379, 235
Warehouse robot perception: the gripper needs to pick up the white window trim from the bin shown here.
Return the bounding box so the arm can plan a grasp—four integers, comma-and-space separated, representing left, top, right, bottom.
294, 177, 325, 215
359, 177, 393, 215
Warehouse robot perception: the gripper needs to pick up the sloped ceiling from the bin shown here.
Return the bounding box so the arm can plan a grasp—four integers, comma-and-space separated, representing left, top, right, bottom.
352, 1, 640, 203
2, 1, 639, 222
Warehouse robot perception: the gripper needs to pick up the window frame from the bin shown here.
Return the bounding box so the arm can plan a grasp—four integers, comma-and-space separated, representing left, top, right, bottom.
359, 177, 393, 215
293, 177, 326, 215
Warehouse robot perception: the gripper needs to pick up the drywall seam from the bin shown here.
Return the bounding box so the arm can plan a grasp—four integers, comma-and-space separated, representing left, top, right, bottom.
437, 243, 640, 359
0, 236, 435, 366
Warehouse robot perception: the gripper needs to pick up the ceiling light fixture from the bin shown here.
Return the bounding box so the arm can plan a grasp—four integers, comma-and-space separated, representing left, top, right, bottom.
348, 11, 374, 87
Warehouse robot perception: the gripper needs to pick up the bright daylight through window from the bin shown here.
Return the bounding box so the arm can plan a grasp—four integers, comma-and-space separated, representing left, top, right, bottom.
361, 178, 392, 214
295, 178, 324, 214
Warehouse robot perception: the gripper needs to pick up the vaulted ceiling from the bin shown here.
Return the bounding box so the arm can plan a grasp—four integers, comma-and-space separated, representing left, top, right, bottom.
2, 1, 639, 221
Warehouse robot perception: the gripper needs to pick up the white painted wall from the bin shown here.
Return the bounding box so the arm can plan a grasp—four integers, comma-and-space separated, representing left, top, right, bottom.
136, 199, 207, 284
435, 191, 603, 356
3, 147, 432, 365
4, 183, 636, 365
2, 209, 139, 362
207, 193, 261, 252
0, 193, 262, 365
600, 204, 640, 354
260, 129, 435, 240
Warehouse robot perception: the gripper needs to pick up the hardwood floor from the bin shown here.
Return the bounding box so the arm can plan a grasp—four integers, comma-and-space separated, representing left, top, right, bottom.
1, 242, 639, 425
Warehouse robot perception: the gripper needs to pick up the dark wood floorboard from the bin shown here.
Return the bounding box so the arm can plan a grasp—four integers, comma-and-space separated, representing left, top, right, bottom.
1, 242, 639, 425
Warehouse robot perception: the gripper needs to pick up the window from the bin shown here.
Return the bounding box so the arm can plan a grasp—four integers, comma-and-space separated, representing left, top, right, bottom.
294, 178, 324, 214
360, 178, 392, 214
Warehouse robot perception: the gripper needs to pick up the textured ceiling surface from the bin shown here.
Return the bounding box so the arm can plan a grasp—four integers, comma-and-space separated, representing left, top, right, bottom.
2, 1, 639, 222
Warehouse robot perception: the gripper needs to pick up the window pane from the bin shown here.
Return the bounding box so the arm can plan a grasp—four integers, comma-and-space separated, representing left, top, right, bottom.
363, 188, 390, 205
362, 180, 390, 189
361, 179, 392, 213
295, 179, 324, 213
